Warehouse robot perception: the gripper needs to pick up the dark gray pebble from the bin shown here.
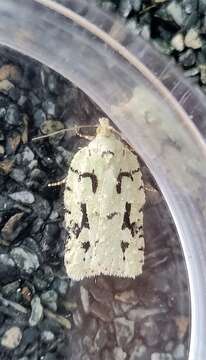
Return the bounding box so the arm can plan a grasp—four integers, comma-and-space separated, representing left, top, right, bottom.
0, 253, 18, 285
178, 49, 196, 68
33, 108, 46, 127
140, 317, 160, 347
10, 168, 26, 183
10, 246, 40, 275
41, 290, 58, 312
5, 104, 20, 126
53, 278, 69, 296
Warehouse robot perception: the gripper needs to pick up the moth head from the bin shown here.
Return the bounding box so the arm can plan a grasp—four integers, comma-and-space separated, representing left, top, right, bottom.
97, 118, 112, 137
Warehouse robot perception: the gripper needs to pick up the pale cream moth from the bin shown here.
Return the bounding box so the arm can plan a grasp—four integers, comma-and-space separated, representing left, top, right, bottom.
64, 118, 145, 280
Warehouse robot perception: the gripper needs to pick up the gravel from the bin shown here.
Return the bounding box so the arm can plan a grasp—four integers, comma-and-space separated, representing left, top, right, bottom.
0, 34, 189, 359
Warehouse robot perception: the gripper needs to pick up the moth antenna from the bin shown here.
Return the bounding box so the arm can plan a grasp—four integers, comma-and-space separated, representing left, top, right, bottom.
32, 124, 98, 142
48, 177, 67, 187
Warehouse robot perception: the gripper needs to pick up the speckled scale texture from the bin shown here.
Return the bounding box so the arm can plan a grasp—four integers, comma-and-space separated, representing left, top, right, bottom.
64, 119, 145, 280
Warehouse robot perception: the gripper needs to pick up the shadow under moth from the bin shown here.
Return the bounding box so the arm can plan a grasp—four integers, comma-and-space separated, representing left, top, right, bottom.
64, 118, 145, 280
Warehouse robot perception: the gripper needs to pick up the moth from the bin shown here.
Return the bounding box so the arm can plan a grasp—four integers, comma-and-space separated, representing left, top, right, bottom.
63, 118, 145, 280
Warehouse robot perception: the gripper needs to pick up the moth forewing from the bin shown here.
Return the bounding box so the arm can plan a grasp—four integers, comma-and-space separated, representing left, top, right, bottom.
63, 118, 145, 280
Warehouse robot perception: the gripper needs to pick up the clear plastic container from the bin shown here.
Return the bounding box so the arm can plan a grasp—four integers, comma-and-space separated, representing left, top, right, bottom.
1, 0, 206, 359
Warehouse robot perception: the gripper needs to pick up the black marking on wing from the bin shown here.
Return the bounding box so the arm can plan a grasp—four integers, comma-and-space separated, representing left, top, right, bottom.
70, 166, 79, 174
71, 203, 90, 238
81, 241, 90, 253
138, 246, 144, 251
132, 168, 140, 174
66, 185, 72, 191
121, 202, 136, 237
80, 203, 90, 229
138, 185, 144, 191
121, 241, 129, 261
79, 170, 98, 193
116, 171, 133, 194
65, 209, 71, 215
101, 150, 115, 157
107, 212, 118, 219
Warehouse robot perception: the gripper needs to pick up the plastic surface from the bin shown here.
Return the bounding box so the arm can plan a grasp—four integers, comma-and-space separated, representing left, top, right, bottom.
0, 0, 206, 358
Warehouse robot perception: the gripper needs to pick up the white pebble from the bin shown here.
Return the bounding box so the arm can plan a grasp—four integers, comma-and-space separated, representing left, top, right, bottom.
171, 33, 184, 52
185, 28, 202, 49
1, 326, 22, 349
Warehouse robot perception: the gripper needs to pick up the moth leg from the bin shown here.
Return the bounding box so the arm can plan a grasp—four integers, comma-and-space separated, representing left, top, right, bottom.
76, 129, 94, 141
48, 177, 67, 187
144, 184, 158, 193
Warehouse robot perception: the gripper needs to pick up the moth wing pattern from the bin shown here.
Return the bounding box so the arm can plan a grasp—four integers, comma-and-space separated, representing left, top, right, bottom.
64, 120, 145, 280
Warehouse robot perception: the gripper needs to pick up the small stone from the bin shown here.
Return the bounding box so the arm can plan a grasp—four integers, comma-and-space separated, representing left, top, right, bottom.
22, 146, 34, 163
33, 108, 46, 127
140, 317, 160, 347
41, 290, 58, 312
0, 144, 4, 155
0, 79, 14, 93
102, 349, 114, 360
0, 129, 4, 140
21, 115, 28, 144
11, 247, 39, 274
165, 341, 174, 352
171, 33, 184, 51
1, 212, 24, 241
33, 266, 54, 291
166, 1, 185, 26
127, 306, 166, 321
53, 277, 69, 296
173, 343, 185, 359
114, 317, 135, 347
114, 289, 138, 305
73, 309, 84, 328
130, 0, 141, 11
29, 295, 43, 326
179, 49, 196, 67
29, 91, 40, 107
175, 316, 189, 340
0, 159, 14, 174
40, 120, 64, 135
199, 64, 206, 84
10, 168, 26, 183
9, 86, 21, 102
80, 286, 90, 313
41, 330, 55, 343
129, 344, 148, 360
184, 67, 199, 77
94, 327, 108, 351
0, 64, 22, 82
151, 354, 173, 360
119, 0, 132, 18
113, 347, 127, 360
0, 253, 17, 284
88, 282, 113, 304
5, 104, 20, 126
1, 326, 22, 349
7, 132, 21, 153
47, 74, 58, 94
44, 353, 58, 360
141, 24, 151, 40
90, 301, 113, 322
42, 100, 56, 117
185, 28, 202, 49
44, 309, 71, 330
9, 191, 35, 204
